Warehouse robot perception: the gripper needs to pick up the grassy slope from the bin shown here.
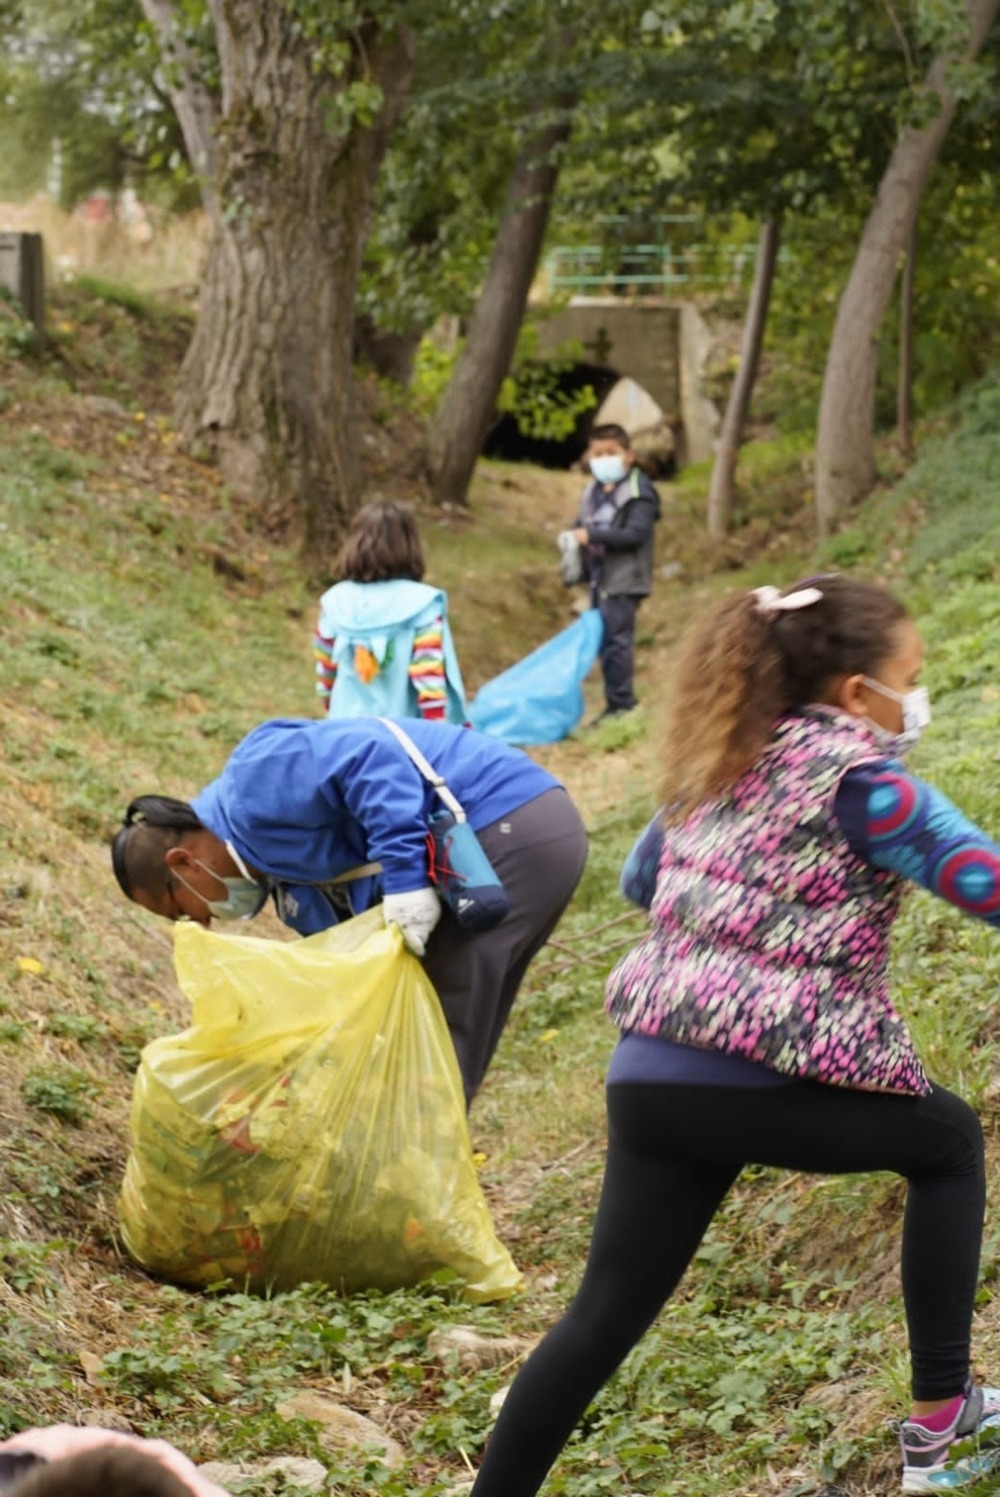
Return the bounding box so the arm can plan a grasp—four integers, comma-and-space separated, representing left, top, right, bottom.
2, 284, 1000, 1497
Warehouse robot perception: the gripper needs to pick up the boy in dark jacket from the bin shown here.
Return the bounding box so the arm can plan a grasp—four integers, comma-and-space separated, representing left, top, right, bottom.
573, 422, 661, 721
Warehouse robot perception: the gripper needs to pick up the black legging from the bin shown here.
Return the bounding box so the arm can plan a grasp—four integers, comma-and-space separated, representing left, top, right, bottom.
470, 1079, 985, 1497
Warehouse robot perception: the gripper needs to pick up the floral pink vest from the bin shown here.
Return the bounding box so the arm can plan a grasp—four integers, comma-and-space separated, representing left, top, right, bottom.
605, 709, 930, 1095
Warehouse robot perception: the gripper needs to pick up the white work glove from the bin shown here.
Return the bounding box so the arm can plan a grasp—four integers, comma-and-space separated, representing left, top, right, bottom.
382, 887, 441, 957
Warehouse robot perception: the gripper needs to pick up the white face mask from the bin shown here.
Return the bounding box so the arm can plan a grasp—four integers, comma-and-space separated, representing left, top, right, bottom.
590, 453, 627, 485
861, 677, 932, 756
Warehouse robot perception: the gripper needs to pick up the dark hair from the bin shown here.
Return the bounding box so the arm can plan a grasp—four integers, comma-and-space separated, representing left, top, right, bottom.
334, 501, 426, 584
11, 1448, 191, 1497
0, 1454, 46, 1495
661, 574, 910, 816
588, 423, 632, 451
14, 1443, 191, 1497
111, 795, 203, 901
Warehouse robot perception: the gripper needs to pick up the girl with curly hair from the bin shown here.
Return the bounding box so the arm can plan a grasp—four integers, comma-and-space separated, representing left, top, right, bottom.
467, 573, 1000, 1496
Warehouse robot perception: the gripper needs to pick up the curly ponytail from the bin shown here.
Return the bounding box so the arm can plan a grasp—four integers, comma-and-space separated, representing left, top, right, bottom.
661, 574, 909, 817
662, 593, 784, 818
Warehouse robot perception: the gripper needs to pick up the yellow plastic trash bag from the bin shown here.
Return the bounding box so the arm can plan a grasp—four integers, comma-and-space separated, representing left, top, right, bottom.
118, 908, 521, 1302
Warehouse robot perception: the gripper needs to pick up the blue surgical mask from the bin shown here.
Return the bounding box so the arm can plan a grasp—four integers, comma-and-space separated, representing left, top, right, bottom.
862, 678, 932, 756
173, 842, 270, 921
590, 453, 627, 485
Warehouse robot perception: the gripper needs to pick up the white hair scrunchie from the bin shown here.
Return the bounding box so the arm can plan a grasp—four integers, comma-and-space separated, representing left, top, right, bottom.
752, 584, 824, 617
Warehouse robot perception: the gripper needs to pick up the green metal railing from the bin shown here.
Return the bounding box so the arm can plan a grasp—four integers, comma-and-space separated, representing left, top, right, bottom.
546, 234, 759, 296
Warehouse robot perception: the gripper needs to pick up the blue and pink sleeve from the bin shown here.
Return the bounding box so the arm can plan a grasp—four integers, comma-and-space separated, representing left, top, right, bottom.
835, 762, 1000, 925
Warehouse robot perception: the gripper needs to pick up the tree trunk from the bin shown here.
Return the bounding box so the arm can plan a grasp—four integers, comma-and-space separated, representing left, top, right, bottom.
815, 0, 998, 533
897, 219, 916, 458
426, 93, 577, 509
148, 3, 415, 569
706, 217, 780, 540
354, 315, 422, 386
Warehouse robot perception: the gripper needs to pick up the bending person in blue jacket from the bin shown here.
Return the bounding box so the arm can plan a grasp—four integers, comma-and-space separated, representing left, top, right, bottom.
111, 717, 588, 1106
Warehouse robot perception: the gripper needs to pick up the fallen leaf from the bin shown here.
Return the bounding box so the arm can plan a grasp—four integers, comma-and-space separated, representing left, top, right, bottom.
79, 1350, 104, 1385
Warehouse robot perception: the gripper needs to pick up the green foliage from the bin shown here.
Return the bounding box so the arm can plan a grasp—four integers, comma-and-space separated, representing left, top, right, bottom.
44, 1012, 108, 1043
97, 1283, 509, 1470
410, 338, 457, 414
21, 1067, 98, 1124
495, 327, 597, 442
6, 0, 997, 468
635, 0, 996, 216
0, 290, 41, 358
413, 326, 597, 442
0, 0, 197, 207
0, 1239, 69, 1296
580, 705, 648, 751
69, 274, 176, 325
817, 367, 1000, 585
760, 209, 859, 432
359, 117, 511, 334
359, 0, 662, 337
565, 1269, 883, 1492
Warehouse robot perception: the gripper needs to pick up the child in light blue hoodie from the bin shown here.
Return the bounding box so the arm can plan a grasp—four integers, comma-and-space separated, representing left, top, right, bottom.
313, 501, 468, 723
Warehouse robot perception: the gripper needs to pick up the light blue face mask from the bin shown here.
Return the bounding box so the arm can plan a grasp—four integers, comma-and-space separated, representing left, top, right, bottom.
590, 453, 627, 485
173, 842, 270, 921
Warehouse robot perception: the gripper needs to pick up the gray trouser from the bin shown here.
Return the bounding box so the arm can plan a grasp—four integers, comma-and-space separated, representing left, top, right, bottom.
595, 593, 639, 711
421, 787, 588, 1107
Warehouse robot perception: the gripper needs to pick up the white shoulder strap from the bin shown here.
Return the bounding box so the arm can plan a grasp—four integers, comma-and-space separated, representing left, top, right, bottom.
377, 717, 467, 823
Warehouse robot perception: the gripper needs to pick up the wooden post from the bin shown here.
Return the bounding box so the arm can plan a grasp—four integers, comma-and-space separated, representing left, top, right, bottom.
0, 232, 45, 336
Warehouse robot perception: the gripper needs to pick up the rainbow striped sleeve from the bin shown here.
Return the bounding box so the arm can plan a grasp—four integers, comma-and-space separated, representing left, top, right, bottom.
410, 615, 447, 720
313, 629, 337, 713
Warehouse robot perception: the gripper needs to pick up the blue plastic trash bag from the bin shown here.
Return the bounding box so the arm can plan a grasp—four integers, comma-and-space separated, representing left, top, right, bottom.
468, 609, 604, 745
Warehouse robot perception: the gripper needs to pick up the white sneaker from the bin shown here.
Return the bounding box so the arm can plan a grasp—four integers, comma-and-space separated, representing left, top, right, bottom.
899, 1384, 1000, 1492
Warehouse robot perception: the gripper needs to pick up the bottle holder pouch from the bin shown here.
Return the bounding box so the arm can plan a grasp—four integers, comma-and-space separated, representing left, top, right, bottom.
425, 811, 510, 933
377, 716, 511, 934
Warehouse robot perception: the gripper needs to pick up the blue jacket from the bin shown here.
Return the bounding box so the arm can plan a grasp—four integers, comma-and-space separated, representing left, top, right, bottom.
191, 717, 560, 935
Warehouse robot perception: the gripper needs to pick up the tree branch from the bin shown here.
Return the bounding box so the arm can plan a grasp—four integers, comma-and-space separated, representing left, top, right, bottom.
139, 0, 221, 216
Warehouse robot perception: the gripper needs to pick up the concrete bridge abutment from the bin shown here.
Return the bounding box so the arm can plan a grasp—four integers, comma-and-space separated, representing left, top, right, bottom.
533, 298, 718, 466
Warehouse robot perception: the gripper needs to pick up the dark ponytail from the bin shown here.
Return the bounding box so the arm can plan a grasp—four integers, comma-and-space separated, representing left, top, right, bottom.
111, 795, 203, 900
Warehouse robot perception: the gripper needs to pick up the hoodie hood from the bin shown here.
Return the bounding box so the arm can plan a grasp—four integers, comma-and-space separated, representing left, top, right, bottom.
318, 579, 444, 635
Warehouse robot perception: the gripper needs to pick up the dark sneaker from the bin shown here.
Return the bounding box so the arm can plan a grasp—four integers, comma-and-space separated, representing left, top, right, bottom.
586, 705, 638, 729
899, 1383, 1000, 1492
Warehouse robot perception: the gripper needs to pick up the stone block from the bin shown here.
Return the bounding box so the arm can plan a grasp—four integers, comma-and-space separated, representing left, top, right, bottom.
0, 231, 45, 332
